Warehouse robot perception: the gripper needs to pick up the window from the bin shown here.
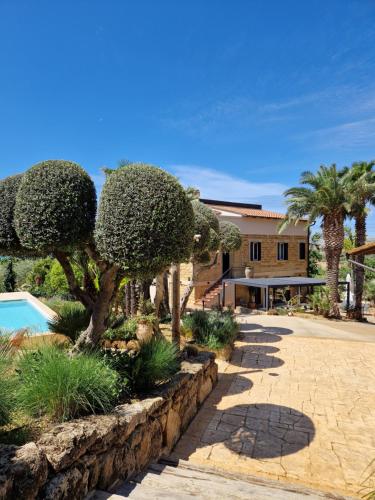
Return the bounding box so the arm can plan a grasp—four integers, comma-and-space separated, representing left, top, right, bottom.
277, 242, 288, 260
299, 242, 306, 260
249, 241, 261, 261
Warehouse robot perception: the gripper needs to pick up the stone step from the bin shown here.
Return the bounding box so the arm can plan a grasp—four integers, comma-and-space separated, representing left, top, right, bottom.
88, 461, 353, 500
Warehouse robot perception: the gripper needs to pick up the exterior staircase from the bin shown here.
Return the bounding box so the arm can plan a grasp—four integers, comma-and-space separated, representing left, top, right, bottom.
88, 460, 350, 499
200, 282, 223, 308
198, 268, 231, 309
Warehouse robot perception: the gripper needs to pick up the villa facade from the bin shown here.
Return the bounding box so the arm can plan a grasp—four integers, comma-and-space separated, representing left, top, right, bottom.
180, 199, 309, 308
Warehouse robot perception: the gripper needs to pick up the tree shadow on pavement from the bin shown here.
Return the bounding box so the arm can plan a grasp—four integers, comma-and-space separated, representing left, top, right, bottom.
201, 403, 315, 459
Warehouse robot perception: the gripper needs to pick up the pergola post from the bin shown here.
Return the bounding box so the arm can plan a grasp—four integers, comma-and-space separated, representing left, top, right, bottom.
265, 286, 269, 310
222, 281, 226, 307
346, 282, 350, 310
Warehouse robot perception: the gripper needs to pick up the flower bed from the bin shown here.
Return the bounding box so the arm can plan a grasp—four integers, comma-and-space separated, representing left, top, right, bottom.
0, 352, 217, 500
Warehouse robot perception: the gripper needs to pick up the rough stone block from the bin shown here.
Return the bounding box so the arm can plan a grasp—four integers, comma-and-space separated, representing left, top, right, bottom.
0, 443, 48, 500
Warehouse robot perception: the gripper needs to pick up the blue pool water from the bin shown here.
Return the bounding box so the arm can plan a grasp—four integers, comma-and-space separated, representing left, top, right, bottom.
0, 300, 50, 334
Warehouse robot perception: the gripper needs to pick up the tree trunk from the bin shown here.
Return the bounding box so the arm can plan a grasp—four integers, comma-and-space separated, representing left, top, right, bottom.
162, 271, 171, 316
180, 280, 194, 317
352, 214, 366, 320
55, 251, 95, 312
323, 214, 344, 319
170, 263, 180, 348
141, 279, 151, 301
74, 265, 119, 350
130, 280, 138, 316
124, 282, 131, 317
154, 273, 164, 317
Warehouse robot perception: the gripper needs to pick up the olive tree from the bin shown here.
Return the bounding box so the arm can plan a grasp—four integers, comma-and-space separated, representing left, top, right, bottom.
1, 160, 194, 349
179, 199, 242, 316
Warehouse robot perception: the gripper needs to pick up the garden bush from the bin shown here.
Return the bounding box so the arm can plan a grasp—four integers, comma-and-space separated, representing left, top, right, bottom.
132, 337, 180, 391
182, 309, 238, 349
0, 174, 25, 255
100, 336, 180, 394
308, 287, 330, 317
0, 343, 16, 426
48, 302, 91, 342
103, 318, 138, 341
16, 345, 119, 422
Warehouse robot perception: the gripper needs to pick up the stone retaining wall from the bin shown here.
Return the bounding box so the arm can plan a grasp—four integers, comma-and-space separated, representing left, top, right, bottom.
0, 352, 217, 500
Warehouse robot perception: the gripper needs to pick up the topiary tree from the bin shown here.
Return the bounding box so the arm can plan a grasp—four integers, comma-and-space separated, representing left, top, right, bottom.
179, 199, 242, 316
3, 259, 16, 292
1, 160, 194, 349
0, 174, 27, 256
95, 164, 194, 278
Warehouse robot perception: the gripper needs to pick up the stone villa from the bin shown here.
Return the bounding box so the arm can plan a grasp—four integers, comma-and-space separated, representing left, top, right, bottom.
180, 199, 309, 309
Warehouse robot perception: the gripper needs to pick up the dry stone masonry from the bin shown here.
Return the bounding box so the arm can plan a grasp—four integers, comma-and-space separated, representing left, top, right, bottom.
0, 352, 217, 500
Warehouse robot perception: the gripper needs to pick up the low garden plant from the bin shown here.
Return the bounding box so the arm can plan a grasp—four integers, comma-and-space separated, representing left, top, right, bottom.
103, 317, 138, 341
182, 309, 238, 350
308, 287, 331, 317
47, 302, 91, 342
0, 342, 16, 426
132, 336, 180, 391
16, 345, 120, 422
101, 336, 180, 393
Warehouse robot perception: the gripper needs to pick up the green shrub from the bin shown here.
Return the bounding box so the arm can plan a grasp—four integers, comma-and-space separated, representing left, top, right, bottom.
138, 298, 155, 315
103, 318, 138, 341
3, 259, 16, 292
0, 174, 25, 255
182, 310, 238, 349
219, 221, 242, 253
0, 343, 16, 426
95, 164, 194, 278
16, 345, 119, 422
48, 302, 91, 342
308, 287, 330, 316
132, 337, 180, 391
15, 160, 96, 252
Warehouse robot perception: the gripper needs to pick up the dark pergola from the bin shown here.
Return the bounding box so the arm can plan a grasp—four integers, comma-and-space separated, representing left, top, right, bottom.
222, 276, 350, 310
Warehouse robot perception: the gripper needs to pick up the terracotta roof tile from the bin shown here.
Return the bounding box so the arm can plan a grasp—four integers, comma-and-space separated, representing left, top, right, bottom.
207, 204, 286, 219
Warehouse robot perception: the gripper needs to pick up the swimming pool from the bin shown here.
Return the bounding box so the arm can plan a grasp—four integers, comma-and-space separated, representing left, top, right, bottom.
0, 299, 50, 334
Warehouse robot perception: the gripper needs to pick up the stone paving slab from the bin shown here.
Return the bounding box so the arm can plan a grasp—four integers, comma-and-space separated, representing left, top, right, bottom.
170, 316, 375, 498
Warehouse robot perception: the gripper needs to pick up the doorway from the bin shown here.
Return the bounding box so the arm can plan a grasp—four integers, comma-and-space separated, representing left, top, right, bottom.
222, 252, 230, 274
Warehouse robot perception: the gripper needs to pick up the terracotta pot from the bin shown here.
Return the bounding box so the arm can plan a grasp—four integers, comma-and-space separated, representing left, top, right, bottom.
136, 322, 153, 342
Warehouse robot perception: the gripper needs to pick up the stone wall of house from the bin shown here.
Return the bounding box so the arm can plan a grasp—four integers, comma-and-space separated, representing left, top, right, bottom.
0, 353, 217, 500
231, 234, 308, 278
192, 234, 308, 303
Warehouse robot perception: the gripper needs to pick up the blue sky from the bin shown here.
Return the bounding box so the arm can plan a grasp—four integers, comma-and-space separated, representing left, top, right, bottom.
1, 1, 375, 235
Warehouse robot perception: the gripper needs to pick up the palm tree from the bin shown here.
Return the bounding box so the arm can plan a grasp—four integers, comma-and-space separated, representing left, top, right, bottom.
279, 165, 349, 318
344, 161, 375, 320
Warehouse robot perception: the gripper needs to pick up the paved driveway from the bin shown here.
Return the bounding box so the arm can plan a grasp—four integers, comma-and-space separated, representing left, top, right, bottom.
170, 315, 375, 498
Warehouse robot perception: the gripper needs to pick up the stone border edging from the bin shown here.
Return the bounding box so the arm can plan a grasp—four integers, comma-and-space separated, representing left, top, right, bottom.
0, 352, 217, 500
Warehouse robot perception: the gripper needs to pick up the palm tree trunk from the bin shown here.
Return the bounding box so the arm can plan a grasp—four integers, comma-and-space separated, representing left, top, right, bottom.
323, 214, 344, 318
353, 214, 366, 320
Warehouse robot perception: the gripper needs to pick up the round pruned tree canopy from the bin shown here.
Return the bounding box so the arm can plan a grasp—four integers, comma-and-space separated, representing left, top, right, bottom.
15, 160, 97, 252
95, 164, 195, 277
191, 199, 219, 233
0, 174, 24, 255
219, 220, 242, 253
